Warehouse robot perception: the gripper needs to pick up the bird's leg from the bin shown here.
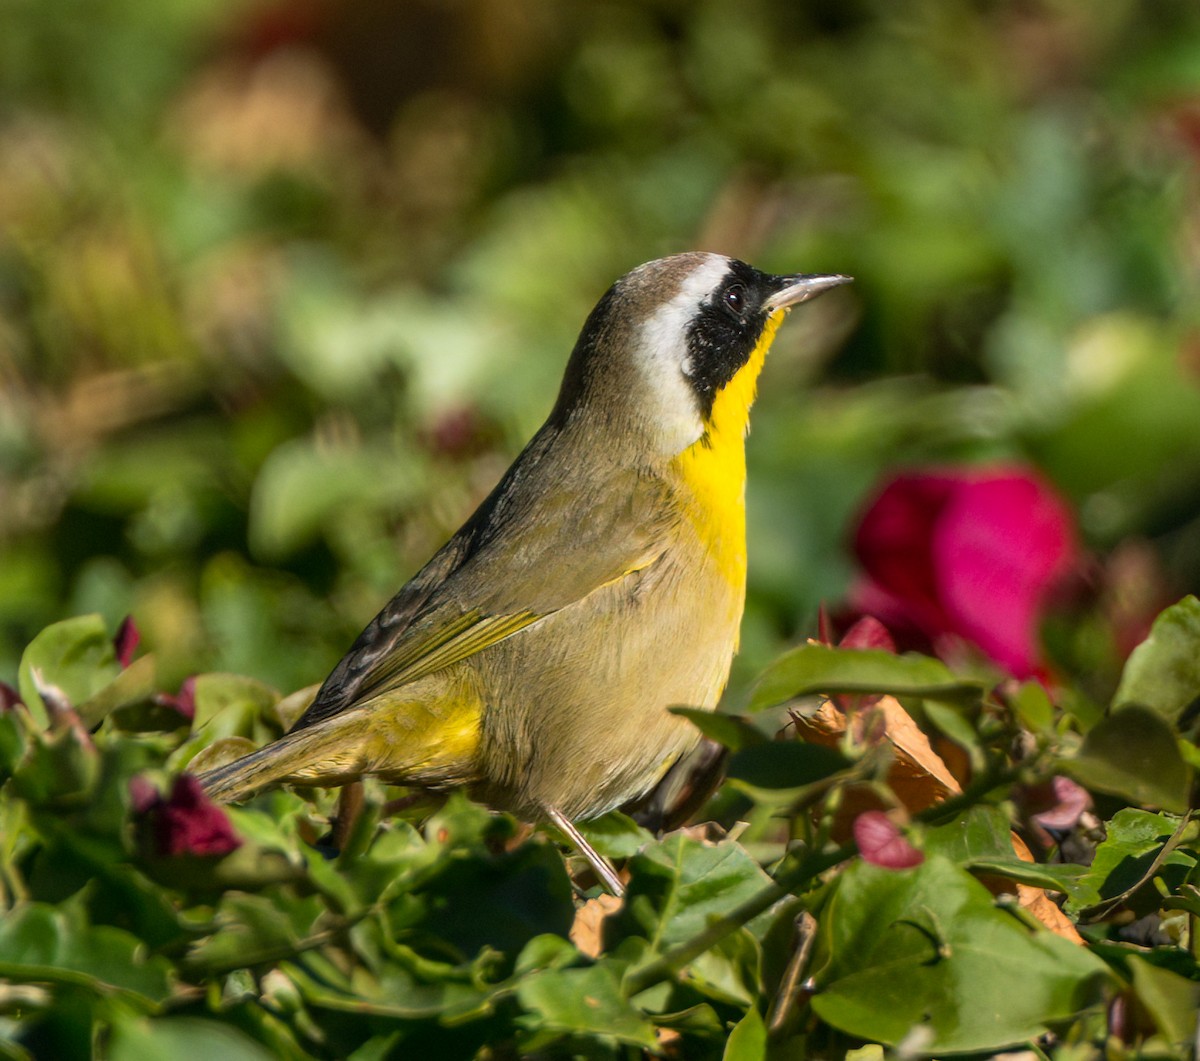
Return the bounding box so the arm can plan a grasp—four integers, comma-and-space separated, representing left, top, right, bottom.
330, 781, 365, 853
543, 804, 625, 898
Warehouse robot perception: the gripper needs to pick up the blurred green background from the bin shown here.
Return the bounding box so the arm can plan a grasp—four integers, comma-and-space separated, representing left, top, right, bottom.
2, 0, 1199, 702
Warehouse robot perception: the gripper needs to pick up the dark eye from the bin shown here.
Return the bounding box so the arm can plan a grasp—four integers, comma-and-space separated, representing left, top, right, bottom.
722, 284, 747, 317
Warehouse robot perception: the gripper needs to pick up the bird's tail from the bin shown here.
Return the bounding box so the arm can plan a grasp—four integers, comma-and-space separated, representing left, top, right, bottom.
197, 724, 362, 803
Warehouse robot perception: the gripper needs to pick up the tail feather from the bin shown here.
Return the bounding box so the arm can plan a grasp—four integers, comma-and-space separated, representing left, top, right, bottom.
197, 725, 361, 803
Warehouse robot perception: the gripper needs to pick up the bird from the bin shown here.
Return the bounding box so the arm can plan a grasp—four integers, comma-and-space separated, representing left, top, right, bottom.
198, 253, 851, 892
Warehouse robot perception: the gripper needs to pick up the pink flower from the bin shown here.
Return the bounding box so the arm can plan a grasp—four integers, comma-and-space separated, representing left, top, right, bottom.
851, 466, 1078, 679
853, 811, 924, 869
156, 676, 197, 722
134, 774, 241, 858
113, 616, 140, 669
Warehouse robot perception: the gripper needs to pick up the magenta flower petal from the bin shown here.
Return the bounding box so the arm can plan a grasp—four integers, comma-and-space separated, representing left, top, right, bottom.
852, 473, 959, 635
839, 615, 897, 653
1030, 776, 1091, 831
153, 775, 241, 857
853, 810, 924, 869
113, 616, 140, 669
129, 775, 161, 815
851, 465, 1078, 678
933, 472, 1075, 678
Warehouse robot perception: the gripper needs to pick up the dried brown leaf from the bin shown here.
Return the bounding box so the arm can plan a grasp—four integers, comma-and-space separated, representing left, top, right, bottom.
569, 893, 622, 959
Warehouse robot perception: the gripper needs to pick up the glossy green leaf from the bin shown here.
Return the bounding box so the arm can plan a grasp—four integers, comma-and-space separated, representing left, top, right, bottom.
1065, 808, 1195, 917
750, 646, 985, 713
516, 964, 658, 1050
618, 834, 774, 948
722, 1006, 766, 1061
168, 673, 281, 771
1064, 707, 1192, 813
78, 654, 159, 728
811, 855, 1110, 1052
18, 615, 121, 728
576, 811, 655, 859
1114, 596, 1200, 723
924, 806, 1089, 902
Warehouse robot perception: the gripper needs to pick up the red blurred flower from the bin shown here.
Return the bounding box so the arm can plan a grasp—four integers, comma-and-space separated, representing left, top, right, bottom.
853, 810, 924, 870
851, 466, 1078, 679
134, 774, 241, 858
113, 616, 140, 669
156, 676, 197, 722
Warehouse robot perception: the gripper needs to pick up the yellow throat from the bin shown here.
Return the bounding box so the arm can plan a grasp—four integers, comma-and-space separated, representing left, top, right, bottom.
671, 309, 785, 592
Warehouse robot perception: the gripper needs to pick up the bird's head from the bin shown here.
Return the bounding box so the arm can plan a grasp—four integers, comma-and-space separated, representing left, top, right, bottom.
554, 253, 851, 454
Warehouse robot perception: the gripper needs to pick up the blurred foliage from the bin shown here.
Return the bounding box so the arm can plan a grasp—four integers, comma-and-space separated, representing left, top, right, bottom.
3, 0, 1200, 703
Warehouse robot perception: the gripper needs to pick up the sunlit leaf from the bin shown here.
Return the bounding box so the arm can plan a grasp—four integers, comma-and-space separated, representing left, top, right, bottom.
1065, 808, 1196, 917
516, 964, 658, 1050
18, 615, 121, 728
811, 856, 1111, 1052
750, 646, 985, 713
1114, 596, 1200, 723
722, 1005, 766, 1061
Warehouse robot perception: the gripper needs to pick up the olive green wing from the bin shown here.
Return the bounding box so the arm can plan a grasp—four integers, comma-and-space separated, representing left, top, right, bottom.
293, 444, 672, 730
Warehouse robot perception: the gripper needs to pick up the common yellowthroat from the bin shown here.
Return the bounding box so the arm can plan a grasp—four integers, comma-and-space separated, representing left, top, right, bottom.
199, 254, 850, 891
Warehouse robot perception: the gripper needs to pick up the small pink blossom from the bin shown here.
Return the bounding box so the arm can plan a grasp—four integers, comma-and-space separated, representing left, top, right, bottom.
853, 810, 924, 869
851, 466, 1078, 678
1028, 775, 1091, 832
113, 616, 140, 669
135, 774, 241, 858
838, 615, 897, 653
156, 677, 197, 722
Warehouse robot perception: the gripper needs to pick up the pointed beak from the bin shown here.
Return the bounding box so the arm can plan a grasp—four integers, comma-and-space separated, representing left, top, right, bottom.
764, 273, 853, 312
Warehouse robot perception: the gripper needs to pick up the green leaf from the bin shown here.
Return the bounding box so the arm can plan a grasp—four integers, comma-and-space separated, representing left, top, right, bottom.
516, 964, 658, 1050
0, 900, 174, 1006
924, 806, 1090, 903
670, 707, 768, 751
750, 645, 984, 713
10, 724, 100, 807
78, 655, 159, 728
811, 855, 1111, 1053
722, 1006, 766, 1061
613, 834, 774, 1005
576, 812, 655, 859
725, 742, 852, 807
616, 834, 777, 951
1011, 680, 1054, 734
1065, 808, 1194, 917
1064, 707, 1192, 813
168, 673, 281, 772
187, 892, 327, 973
1114, 596, 1200, 723
18, 615, 121, 728
1130, 956, 1200, 1047
107, 1016, 276, 1061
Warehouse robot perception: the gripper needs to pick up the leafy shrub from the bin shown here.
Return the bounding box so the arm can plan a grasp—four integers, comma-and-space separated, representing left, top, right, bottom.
2, 603, 1199, 1058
